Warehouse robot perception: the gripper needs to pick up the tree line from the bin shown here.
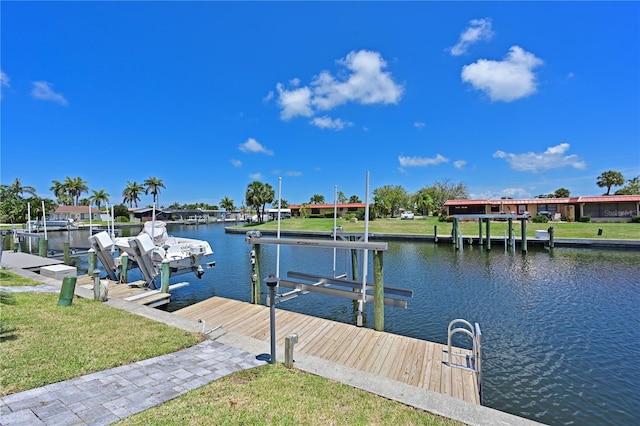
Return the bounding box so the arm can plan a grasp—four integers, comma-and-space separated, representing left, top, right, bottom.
2, 169, 638, 224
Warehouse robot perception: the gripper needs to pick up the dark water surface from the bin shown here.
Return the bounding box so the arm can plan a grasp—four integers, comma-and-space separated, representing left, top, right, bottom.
40, 223, 640, 425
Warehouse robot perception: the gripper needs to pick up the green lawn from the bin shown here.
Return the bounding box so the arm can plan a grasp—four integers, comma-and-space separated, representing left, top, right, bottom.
239, 216, 640, 240
0, 274, 202, 396
117, 363, 460, 426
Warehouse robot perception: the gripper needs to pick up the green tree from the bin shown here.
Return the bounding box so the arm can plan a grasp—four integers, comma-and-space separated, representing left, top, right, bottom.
554, 188, 570, 198
596, 170, 625, 195
337, 191, 347, 204
220, 196, 235, 212
4, 178, 37, 198
271, 199, 289, 209
122, 181, 145, 208
144, 176, 166, 205
421, 179, 468, 213
309, 194, 325, 204
89, 189, 110, 210
64, 176, 89, 206
412, 191, 435, 217
112, 204, 130, 219
615, 176, 640, 195
372, 185, 410, 218
348, 195, 362, 203
245, 181, 275, 223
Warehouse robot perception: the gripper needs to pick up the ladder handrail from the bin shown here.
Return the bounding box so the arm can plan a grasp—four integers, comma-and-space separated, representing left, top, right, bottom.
447, 319, 483, 403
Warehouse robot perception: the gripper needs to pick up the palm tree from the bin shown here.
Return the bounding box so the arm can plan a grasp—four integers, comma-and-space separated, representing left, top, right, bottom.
245, 181, 275, 223
245, 181, 264, 220
122, 181, 145, 207
144, 176, 165, 205
5, 178, 37, 198
309, 194, 325, 204
596, 170, 625, 195
89, 189, 110, 210
412, 191, 434, 217
348, 195, 362, 203
220, 196, 235, 212
64, 176, 89, 206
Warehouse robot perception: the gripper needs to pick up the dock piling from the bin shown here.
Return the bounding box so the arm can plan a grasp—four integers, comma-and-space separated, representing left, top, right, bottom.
373, 250, 384, 332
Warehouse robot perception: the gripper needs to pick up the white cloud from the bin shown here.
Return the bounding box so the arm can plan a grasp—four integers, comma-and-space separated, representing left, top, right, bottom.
453, 160, 467, 169
230, 159, 242, 168
276, 83, 313, 120
472, 188, 531, 199
249, 173, 263, 180
285, 170, 303, 177
274, 49, 403, 124
398, 154, 449, 167
0, 70, 9, 99
310, 116, 353, 130
493, 143, 586, 172
449, 18, 494, 56
238, 138, 274, 155
461, 46, 543, 102
31, 81, 68, 106
414, 121, 426, 128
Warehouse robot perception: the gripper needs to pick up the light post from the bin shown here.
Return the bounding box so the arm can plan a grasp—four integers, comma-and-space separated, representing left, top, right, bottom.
265, 274, 279, 364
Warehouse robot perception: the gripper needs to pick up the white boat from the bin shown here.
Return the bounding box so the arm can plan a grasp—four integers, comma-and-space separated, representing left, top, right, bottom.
89, 222, 214, 288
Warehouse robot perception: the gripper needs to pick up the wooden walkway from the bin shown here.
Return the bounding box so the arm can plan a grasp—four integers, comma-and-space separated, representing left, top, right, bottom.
76, 276, 179, 308
174, 297, 480, 405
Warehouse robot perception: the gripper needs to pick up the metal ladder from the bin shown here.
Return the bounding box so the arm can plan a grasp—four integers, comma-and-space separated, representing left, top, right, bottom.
446, 319, 483, 403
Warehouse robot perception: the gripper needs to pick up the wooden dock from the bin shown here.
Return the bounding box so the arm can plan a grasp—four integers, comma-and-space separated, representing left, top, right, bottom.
174, 297, 480, 405
76, 276, 187, 308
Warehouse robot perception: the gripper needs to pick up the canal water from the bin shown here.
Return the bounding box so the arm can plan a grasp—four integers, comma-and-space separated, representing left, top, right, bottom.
33, 223, 640, 425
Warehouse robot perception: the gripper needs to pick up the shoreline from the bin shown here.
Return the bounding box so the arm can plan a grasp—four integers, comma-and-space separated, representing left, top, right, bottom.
224, 226, 640, 249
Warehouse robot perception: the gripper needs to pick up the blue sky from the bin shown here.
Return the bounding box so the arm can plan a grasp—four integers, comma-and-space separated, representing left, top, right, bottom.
2, 1, 639, 208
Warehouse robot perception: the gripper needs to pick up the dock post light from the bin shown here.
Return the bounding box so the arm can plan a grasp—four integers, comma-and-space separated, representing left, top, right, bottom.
265, 274, 279, 364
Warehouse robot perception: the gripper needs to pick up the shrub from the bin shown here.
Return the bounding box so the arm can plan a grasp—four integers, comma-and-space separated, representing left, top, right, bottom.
345, 213, 356, 221
532, 215, 549, 223
631, 216, 640, 223
115, 216, 129, 223
578, 216, 591, 223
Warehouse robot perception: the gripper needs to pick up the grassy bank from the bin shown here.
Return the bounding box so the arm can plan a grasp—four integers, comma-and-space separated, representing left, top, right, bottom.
0, 273, 202, 396
117, 363, 460, 426
239, 216, 640, 240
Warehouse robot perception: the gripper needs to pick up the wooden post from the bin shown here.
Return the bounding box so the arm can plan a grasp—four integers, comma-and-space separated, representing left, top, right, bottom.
161, 259, 170, 293
121, 252, 128, 283
521, 219, 528, 254
478, 219, 483, 246
38, 238, 47, 257
453, 218, 459, 250
508, 218, 514, 247
434, 225, 438, 243
548, 226, 555, 248
93, 268, 100, 301
88, 248, 96, 274
63, 241, 70, 265
252, 244, 261, 304
373, 250, 384, 332
284, 333, 298, 368
485, 218, 491, 250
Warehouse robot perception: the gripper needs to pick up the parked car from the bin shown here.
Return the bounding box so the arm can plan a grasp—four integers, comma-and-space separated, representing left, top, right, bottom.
401, 211, 415, 220
537, 210, 553, 219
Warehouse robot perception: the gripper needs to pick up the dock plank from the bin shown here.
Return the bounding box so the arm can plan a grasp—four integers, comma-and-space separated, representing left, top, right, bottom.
173, 296, 480, 405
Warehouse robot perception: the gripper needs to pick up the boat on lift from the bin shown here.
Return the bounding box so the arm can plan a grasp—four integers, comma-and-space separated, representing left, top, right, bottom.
89, 221, 214, 288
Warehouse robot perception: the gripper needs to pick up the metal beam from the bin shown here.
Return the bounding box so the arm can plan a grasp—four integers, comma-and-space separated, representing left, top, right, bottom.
246, 236, 388, 251
287, 271, 413, 298
278, 279, 407, 308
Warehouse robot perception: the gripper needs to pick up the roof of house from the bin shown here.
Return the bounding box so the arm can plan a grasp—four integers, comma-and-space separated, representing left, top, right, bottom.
289, 203, 367, 209
444, 195, 640, 206
54, 206, 101, 214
